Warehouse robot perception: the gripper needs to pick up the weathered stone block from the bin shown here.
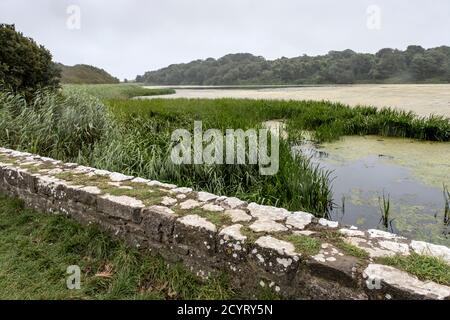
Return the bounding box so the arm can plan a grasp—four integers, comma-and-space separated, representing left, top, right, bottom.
36, 175, 68, 200
249, 236, 300, 280
97, 194, 144, 222
65, 185, 102, 206
305, 254, 361, 288
293, 266, 367, 300
17, 170, 39, 193
173, 214, 217, 257
141, 205, 177, 243
363, 264, 450, 300
2, 166, 21, 187
217, 224, 249, 273
16, 189, 53, 213
121, 222, 148, 248
247, 203, 290, 221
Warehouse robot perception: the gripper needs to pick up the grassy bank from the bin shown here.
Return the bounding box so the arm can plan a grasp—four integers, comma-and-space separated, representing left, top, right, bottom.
63, 84, 175, 100
0, 194, 235, 299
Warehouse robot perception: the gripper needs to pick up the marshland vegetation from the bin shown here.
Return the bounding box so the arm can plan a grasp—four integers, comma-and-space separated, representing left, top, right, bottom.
1, 85, 448, 218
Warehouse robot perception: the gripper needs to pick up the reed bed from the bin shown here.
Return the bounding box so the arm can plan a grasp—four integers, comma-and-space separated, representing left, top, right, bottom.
1, 89, 448, 216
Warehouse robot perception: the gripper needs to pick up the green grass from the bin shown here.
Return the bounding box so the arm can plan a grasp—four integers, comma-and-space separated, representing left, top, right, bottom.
335, 241, 369, 259
93, 98, 334, 215
55, 172, 111, 186
377, 253, 450, 286
0, 193, 235, 299
239, 228, 322, 257
175, 208, 234, 228
104, 185, 166, 207
281, 234, 321, 256
317, 230, 369, 259
256, 285, 282, 300
240, 226, 264, 244
63, 84, 175, 100
281, 230, 368, 259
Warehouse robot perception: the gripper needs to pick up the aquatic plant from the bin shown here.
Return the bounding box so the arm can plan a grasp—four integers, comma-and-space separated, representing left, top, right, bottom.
378, 191, 393, 230
444, 185, 450, 226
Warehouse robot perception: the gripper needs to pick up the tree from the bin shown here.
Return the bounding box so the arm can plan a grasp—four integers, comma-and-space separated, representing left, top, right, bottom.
405, 45, 425, 65
0, 24, 60, 96
350, 54, 374, 80
410, 54, 442, 80
370, 48, 407, 80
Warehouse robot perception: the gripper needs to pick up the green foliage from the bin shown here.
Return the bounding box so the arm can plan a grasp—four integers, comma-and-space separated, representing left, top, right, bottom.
137, 46, 450, 85
58, 63, 120, 84
0, 194, 235, 299
0, 24, 60, 97
370, 48, 407, 80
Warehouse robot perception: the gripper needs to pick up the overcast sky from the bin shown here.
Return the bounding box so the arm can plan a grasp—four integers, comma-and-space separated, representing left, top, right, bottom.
1, 0, 449, 80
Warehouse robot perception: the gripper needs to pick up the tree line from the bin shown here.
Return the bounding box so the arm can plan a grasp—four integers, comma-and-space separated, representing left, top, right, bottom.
136, 46, 450, 85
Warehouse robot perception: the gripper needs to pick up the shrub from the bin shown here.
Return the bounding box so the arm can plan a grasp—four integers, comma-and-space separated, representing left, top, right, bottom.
0, 24, 60, 99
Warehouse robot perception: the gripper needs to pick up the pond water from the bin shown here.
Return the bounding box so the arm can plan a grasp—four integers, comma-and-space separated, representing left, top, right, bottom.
294, 136, 450, 246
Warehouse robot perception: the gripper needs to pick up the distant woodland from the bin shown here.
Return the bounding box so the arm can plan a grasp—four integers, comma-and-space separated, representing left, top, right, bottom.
136, 46, 450, 85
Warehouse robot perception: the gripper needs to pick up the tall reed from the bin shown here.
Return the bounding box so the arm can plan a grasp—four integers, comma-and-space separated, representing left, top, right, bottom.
444, 185, 449, 226
0, 90, 333, 215
379, 192, 392, 230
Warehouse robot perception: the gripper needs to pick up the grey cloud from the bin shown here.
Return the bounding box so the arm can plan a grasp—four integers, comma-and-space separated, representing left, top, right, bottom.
1, 0, 449, 80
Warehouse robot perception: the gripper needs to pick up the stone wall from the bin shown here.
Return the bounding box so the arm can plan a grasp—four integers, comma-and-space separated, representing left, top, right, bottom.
0, 147, 449, 300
